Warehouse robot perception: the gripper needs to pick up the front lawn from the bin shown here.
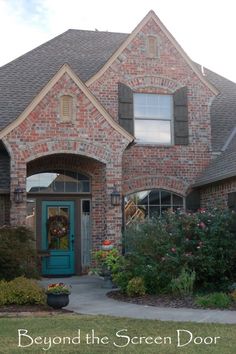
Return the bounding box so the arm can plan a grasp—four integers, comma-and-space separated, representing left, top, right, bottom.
0, 314, 236, 353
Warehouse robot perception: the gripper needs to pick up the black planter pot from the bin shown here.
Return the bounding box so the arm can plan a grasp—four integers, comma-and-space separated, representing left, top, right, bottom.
46, 293, 70, 309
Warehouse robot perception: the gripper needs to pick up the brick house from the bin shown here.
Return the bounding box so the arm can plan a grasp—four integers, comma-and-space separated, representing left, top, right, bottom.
0, 10, 236, 275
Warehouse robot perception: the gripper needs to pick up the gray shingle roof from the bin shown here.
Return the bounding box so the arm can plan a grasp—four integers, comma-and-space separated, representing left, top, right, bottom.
193, 132, 236, 187
192, 66, 236, 186
1, 28, 236, 188
0, 29, 128, 131
201, 67, 236, 151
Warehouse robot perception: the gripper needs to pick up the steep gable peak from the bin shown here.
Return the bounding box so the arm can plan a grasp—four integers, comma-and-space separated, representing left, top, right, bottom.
87, 10, 218, 95
0, 63, 133, 142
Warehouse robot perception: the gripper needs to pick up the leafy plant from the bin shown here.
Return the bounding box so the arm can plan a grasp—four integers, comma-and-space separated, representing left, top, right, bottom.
93, 248, 120, 274
127, 277, 146, 297
0, 226, 39, 280
46, 283, 71, 294
170, 268, 196, 296
195, 292, 231, 309
0, 277, 45, 305
230, 290, 236, 302
122, 208, 236, 293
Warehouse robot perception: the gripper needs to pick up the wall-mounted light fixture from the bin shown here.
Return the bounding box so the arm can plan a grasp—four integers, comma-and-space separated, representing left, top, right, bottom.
111, 186, 121, 206
14, 187, 24, 203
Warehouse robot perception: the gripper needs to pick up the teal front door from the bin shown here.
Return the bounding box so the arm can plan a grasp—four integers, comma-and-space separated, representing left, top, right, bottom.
42, 201, 75, 275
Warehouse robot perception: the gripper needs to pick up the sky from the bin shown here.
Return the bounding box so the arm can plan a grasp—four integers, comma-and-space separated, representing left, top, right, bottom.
1, 0, 236, 82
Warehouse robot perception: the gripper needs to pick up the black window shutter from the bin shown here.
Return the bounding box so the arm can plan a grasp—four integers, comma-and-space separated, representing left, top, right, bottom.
186, 190, 200, 212
174, 86, 188, 145
118, 83, 134, 135
228, 192, 236, 210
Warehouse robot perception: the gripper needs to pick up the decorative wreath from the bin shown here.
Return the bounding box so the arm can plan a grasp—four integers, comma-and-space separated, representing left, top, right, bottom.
47, 215, 69, 238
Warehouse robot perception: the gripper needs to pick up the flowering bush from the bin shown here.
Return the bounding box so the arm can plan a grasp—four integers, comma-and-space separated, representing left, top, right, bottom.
93, 248, 120, 275
46, 283, 71, 294
118, 208, 236, 294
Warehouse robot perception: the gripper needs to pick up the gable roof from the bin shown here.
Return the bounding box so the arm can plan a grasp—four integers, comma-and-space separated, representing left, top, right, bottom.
86, 10, 218, 96
0, 29, 128, 132
0, 10, 235, 156
0, 64, 133, 142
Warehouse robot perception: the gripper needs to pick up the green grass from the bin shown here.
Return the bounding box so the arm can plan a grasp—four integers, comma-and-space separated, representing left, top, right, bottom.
0, 314, 236, 353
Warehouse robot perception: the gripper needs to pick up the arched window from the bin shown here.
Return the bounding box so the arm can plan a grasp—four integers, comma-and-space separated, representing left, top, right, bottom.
125, 189, 184, 225
27, 170, 90, 193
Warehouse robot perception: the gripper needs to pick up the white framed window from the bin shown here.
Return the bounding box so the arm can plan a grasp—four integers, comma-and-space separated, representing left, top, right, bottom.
125, 189, 184, 225
134, 93, 173, 144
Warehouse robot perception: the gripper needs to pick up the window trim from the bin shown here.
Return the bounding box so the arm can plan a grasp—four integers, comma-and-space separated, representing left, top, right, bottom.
125, 189, 185, 224
133, 93, 174, 145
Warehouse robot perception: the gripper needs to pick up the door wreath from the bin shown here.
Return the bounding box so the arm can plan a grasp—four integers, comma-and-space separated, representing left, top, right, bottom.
47, 215, 69, 238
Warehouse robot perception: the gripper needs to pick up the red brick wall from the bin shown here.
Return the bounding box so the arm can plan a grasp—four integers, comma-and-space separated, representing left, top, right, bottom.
3, 17, 218, 256
89, 18, 215, 197
200, 178, 236, 208
4, 73, 130, 248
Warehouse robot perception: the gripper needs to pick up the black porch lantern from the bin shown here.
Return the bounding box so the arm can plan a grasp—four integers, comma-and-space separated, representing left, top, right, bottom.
14, 187, 24, 203
111, 186, 121, 206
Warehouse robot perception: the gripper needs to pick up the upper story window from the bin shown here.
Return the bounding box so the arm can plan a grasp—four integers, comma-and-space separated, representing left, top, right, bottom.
134, 93, 173, 144
147, 36, 158, 58
60, 95, 73, 122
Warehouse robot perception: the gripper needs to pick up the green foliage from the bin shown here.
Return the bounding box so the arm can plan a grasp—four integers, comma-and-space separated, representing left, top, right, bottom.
93, 248, 120, 274
195, 292, 231, 309
46, 283, 71, 294
127, 277, 146, 297
0, 277, 46, 305
0, 226, 39, 280
230, 290, 236, 302
120, 208, 236, 294
170, 268, 196, 296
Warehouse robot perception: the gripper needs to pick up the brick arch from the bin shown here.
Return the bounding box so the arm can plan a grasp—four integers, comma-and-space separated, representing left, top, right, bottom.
122, 176, 189, 196
15, 138, 112, 165
126, 75, 181, 92
27, 153, 105, 178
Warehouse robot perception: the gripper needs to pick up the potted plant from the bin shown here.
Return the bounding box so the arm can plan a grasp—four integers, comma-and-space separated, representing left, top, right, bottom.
46, 282, 71, 309
93, 247, 120, 288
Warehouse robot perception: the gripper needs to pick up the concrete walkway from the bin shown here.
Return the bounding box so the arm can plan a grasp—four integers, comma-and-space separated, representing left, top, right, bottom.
41, 275, 236, 324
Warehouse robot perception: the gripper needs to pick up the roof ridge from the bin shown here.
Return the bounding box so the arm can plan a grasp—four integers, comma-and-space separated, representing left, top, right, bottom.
0, 29, 72, 70
67, 28, 129, 35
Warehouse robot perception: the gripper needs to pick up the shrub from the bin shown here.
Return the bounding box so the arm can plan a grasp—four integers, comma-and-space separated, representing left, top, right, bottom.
230, 290, 236, 302
122, 208, 236, 293
93, 248, 120, 275
195, 292, 231, 309
127, 277, 146, 297
0, 226, 39, 280
170, 268, 196, 296
0, 277, 46, 305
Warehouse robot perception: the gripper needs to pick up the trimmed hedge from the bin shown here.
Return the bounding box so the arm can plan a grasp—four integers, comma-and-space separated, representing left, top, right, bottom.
0, 277, 45, 305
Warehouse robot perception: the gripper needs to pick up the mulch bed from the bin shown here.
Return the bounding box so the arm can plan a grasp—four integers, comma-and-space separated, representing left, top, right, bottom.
107, 290, 236, 311
0, 304, 73, 316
